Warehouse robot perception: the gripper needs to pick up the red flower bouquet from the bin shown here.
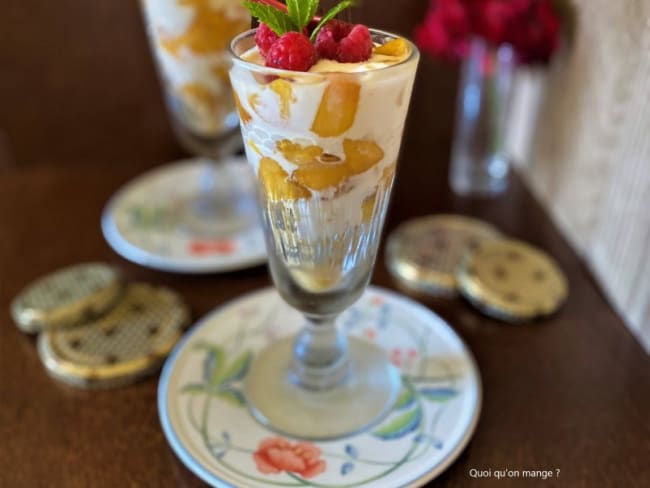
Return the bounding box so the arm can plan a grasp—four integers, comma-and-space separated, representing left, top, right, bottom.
415, 0, 561, 64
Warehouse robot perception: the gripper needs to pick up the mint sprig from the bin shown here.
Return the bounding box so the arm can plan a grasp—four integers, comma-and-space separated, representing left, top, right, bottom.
243, 2, 296, 36
310, 1, 357, 42
286, 0, 319, 32
243, 0, 358, 40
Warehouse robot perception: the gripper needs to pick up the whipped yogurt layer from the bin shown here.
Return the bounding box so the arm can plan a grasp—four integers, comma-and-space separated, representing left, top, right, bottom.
232, 43, 415, 205
141, 0, 249, 136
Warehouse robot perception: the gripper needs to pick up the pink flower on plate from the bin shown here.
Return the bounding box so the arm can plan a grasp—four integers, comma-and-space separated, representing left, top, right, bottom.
253, 437, 326, 478
188, 239, 236, 256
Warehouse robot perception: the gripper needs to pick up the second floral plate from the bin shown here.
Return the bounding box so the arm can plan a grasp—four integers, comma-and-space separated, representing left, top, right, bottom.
102, 157, 266, 274
158, 287, 482, 487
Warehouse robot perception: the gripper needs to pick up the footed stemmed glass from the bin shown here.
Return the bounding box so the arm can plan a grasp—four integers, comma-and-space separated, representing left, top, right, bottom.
140, 0, 256, 236
230, 29, 419, 439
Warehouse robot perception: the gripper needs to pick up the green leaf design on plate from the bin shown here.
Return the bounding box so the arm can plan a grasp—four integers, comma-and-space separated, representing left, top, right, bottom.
194, 342, 226, 386
419, 387, 458, 403
213, 388, 246, 408
394, 385, 415, 411
215, 351, 253, 386
181, 383, 206, 394
372, 407, 422, 440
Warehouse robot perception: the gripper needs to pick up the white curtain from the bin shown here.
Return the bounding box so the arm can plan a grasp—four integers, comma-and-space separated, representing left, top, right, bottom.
516, 0, 650, 353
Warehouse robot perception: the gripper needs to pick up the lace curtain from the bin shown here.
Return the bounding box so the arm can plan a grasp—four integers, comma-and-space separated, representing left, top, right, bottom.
517, 0, 650, 352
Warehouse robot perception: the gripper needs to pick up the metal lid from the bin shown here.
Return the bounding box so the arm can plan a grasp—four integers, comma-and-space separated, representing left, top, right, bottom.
386, 215, 502, 296
37, 283, 190, 389
11, 263, 125, 333
457, 239, 568, 322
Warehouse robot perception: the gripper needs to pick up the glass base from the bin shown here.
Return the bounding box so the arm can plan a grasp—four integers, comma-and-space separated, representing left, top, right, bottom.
244, 336, 401, 441
179, 159, 258, 237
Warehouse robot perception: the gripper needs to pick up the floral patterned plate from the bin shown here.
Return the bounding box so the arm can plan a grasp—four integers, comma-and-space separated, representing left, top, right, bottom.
102, 157, 266, 273
158, 287, 482, 487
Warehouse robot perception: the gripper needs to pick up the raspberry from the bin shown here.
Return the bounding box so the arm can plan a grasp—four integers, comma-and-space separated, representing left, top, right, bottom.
265, 32, 317, 72
315, 21, 373, 63
255, 23, 279, 58
337, 24, 373, 63
315, 20, 353, 59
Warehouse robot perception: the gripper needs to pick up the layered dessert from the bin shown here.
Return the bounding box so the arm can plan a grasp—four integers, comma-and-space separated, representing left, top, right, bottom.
230, 4, 418, 312
141, 0, 250, 137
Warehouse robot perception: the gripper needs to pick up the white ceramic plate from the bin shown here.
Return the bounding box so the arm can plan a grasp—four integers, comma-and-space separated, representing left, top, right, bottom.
158, 287, 482, 487
102, 157, 266, 273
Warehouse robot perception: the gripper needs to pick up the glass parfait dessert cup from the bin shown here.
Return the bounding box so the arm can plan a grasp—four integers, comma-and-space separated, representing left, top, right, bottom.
140, 0, 256, 236
230, 28, 419, 440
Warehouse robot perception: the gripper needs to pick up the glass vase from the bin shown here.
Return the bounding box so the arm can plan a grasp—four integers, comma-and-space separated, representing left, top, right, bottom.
450, 37, 516, 197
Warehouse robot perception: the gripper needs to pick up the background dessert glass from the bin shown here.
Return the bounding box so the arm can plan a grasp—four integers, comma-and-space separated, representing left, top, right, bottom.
230, 29, 420, 439
140, 0, 255, 235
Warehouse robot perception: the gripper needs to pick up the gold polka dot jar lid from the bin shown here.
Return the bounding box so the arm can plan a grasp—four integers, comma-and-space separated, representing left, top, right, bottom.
457, 239, 568, 323
37, 283, 190, 389
386, 215, 502, 296
11, 263, 125, 334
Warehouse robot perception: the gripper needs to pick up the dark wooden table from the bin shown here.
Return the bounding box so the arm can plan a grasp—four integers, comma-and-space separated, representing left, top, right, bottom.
2, 1, 649, 487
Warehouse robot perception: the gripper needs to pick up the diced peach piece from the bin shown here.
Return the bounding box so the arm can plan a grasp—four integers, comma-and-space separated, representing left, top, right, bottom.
381, 162, 397, 189
311, 78, 360, 137
293, 162, 351, 191
248, 93, 260, 111
258, 157, 311, 201
361, 193, 377, 223
211, 65, 230, 84
374, 38, 409, 57
277, 140, 323, 165
233, 91, 251, 124
344, 139, 385, 175
247, 139, 262, 155
181, 83, 221, 113
162, 1, 249, 56
269, 79, 295, 120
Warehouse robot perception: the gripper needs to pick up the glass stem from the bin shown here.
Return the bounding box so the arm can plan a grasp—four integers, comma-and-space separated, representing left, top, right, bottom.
193, 160, 233, 219
291, 314, 349, 391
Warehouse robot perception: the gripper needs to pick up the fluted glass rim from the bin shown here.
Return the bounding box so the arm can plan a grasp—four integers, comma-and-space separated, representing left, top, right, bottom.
229, 27, 419, 78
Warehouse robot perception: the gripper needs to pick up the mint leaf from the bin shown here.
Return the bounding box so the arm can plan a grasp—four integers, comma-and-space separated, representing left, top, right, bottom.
286, 0, 319, 32
309, 0, 357, 42
244, 1, 297, 36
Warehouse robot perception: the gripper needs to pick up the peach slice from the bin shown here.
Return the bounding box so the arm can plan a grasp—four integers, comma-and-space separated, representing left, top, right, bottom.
269, 79, 295, 120
361, 193, 377, 223
247, 139, 262, 156
380, 162, 397, 189
211, 65, 230, 84
374, 38, 409, 57
180, 83, 220, 113
258, 157, 311, 201
277, 140, 323, 166
233, 91, 251, 124
311, 78, 360, 137
293, 162, 351, 191
344, 139, 385, 175
162, 0, 249, 56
